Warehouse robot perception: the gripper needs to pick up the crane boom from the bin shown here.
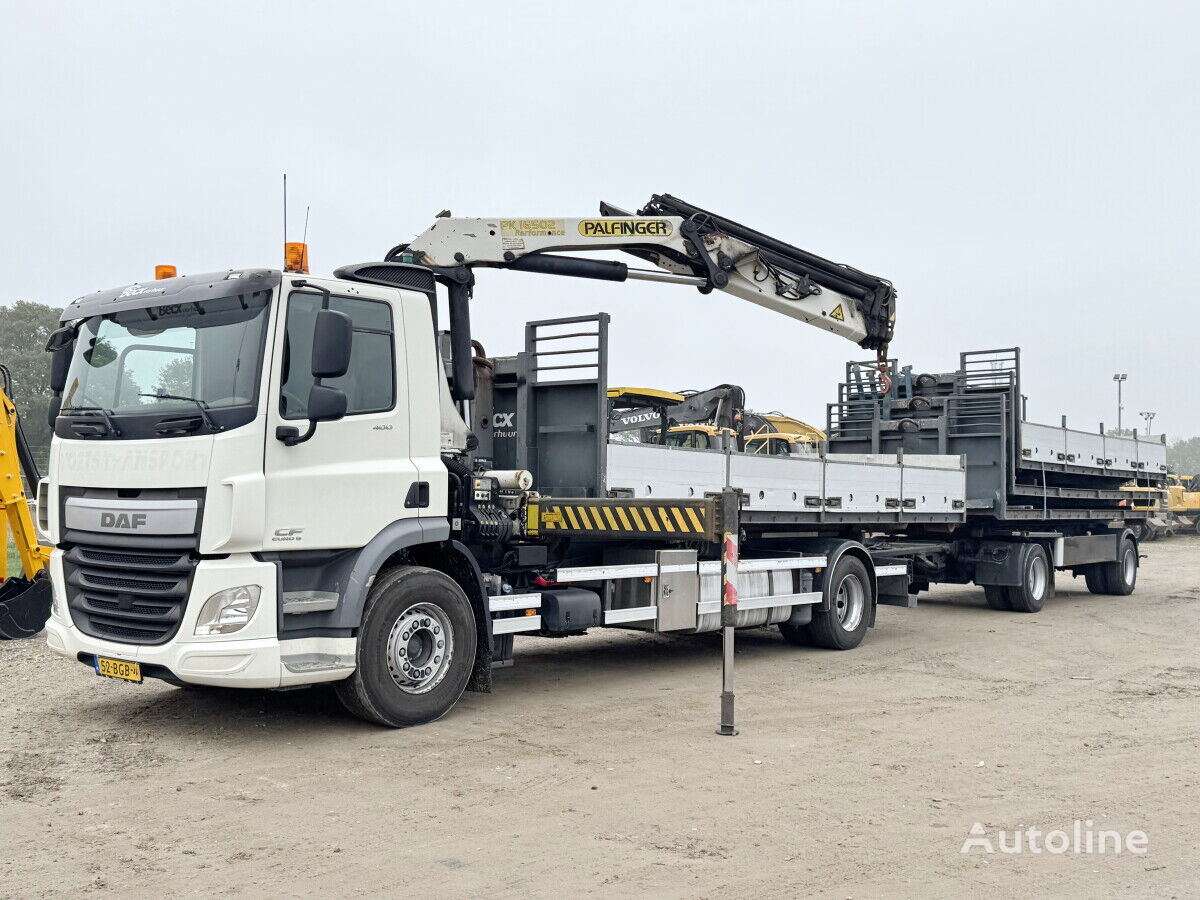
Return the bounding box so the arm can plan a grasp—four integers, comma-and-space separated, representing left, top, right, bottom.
398, 195, 896, 354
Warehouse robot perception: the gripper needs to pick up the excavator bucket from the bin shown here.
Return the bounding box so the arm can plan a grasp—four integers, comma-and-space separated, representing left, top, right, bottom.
0, 572, 52, 640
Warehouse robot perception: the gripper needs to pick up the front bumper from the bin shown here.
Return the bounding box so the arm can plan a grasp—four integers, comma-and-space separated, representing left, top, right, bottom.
44, 552, 355, 688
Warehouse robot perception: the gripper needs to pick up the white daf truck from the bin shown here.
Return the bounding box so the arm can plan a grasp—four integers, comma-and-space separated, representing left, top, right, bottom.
37, 195, 1150, 727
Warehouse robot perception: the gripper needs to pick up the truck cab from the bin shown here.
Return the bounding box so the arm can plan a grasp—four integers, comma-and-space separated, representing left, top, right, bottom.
42, 268, 456, 690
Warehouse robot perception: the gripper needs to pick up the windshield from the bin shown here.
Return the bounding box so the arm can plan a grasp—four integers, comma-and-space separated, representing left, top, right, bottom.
61, 289, 272, 433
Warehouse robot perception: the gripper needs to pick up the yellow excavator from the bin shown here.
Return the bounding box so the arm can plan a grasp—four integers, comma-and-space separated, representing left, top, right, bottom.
1166, 474, 1200, 535
608, 385, 825, 453
0, 366, 53, 640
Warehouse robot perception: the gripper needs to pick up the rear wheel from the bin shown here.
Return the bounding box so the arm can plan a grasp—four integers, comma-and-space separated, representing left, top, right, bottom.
778, 616, 813, 646
807, 556, 872, 650
1094, 540, 1137, 595
335, 566, 477, 728
1005, 544, 1051, 613
983, 585, 1011, 610
1084, 566, 1110, 594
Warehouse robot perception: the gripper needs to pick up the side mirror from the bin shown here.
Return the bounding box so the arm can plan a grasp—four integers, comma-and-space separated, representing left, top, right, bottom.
46, 326, 75, 427
45, 326, 74, 353
49, 347, 71, 394
275, 379, 349, 447
312, 309, 352, 378
306, 384, 347, 423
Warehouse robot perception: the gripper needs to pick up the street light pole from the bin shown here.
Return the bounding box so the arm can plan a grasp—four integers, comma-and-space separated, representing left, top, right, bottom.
1113, 374, 1127, 434
1140, 411, 1156, 435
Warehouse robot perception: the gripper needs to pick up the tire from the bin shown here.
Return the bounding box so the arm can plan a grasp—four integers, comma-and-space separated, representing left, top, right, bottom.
1084, 566, 1110, 594
1005, 544, 1052, 613
807, 555, 873, 650
1091, 537, 1138, 596
778, 617, 813, 646
335, 566, 477, 728
983, 585, 1011, 610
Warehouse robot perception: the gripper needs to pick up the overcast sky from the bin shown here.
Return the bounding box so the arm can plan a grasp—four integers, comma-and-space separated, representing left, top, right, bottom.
3, 0, 1197, 438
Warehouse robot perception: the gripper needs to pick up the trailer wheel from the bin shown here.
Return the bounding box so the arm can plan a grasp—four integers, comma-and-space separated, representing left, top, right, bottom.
983, 585, 1011, 610
335, 566, 477, 728
1083, 566, 1110, 594
1004, 544, 1051, 613
1091, 537, 1138, 596
807, 556, 872, 650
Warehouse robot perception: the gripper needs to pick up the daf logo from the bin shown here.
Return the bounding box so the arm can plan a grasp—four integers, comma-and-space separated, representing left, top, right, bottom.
100, 512, 147, 530
492, 413, 515, 428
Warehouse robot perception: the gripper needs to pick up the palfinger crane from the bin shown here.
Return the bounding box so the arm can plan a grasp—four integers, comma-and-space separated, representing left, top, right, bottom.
377, 194, 898, 402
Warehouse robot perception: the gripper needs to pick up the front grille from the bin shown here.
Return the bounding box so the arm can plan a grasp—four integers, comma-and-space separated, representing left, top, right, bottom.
63, 543, 197, 645
77, 547, 179, 568
79, 572, 176, 593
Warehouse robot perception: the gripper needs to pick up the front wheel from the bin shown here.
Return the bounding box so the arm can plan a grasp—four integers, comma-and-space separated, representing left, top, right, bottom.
335, 566, 477, 728
806, 555, 873, 650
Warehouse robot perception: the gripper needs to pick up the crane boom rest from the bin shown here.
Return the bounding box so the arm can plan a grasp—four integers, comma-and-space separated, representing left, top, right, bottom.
382, 194, 896, 400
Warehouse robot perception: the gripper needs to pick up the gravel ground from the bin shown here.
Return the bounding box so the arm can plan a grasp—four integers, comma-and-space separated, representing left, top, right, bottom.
2, 538, 1197, 898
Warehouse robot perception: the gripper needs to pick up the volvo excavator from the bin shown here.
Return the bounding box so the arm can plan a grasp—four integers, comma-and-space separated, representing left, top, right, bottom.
608, 384, 747, 445
609, 385, 826, 453
0, 366, 52, 639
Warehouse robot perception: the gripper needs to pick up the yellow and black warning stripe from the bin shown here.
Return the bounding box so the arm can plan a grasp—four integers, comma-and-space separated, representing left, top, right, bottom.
526, 498, 717, 541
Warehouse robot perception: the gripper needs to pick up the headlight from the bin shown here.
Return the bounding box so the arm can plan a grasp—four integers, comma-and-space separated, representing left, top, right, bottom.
194, 585, 261, 636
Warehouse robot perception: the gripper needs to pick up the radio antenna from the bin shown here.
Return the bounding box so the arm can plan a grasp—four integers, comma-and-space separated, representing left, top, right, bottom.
283, 173, 288, 245
302, 205, 310, 244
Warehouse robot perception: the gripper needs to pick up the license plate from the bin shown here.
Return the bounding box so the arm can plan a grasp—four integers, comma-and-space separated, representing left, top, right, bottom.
94, 656, 142, 683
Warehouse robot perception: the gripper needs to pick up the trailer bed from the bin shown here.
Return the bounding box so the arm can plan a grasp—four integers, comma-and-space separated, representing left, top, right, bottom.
606, 442, 965, 522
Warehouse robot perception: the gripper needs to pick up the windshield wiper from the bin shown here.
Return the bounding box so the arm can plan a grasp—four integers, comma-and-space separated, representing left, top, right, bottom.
140, 392, 222, 432
60, 405, 121, 436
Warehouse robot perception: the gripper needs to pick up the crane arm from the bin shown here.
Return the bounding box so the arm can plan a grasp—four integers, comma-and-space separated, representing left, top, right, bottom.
397, 194, 896, 355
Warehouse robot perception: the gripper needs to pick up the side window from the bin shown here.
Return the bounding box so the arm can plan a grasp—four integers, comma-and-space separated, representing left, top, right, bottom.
280, 292, 396, 420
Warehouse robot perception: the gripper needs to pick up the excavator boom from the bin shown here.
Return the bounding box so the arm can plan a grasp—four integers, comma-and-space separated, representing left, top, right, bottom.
0, 367, 52, 640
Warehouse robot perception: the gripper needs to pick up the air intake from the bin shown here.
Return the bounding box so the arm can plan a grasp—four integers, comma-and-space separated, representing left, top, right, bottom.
333, 262, 437, 297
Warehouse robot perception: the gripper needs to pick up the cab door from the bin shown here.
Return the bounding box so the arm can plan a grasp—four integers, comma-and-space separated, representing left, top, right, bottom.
263, 279, 418, 550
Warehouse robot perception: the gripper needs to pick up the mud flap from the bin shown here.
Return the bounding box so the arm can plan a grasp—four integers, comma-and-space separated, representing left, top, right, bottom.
0, 573, 53, 640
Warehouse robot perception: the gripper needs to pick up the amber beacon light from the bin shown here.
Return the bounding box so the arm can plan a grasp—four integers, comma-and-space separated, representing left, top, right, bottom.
154, 264, 177, 280
284, 242, 310, 274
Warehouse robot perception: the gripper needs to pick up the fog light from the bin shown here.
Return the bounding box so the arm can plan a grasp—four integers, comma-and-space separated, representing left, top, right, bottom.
194, 585, 261, 636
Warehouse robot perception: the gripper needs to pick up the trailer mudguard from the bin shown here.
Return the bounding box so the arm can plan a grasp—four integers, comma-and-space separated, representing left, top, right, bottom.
802, 538, 879, 627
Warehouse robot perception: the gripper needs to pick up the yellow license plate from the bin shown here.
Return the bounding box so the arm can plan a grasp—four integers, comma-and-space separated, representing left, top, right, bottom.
95, 656, 142, 683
